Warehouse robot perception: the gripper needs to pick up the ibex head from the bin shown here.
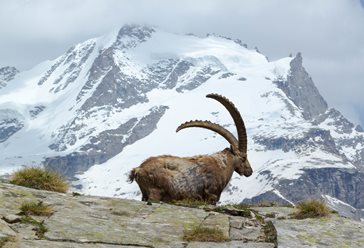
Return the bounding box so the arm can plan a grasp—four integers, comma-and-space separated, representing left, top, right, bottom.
176, 93, 253, 177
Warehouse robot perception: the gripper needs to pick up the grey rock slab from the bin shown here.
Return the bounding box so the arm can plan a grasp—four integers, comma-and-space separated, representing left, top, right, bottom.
0, 218, 16, 238
230, 216, 244, 229
0, 183, 277, 247
187, 241, 275, 248
9, 240, 149, 248
2, 214, 21, 224
9, 222, 39, 240
275, 215, 364, 248
44, 197, 207, 247
230, 226, 262, 241
201, 212, 230, 238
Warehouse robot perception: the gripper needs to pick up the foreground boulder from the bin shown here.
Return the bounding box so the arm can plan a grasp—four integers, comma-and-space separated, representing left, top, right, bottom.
1, 182, 363, 247
0, 183, 275, 248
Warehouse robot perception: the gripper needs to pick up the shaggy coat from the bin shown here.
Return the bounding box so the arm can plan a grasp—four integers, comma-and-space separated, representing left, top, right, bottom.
128, 148, 243, 203
128, 93, 253, 204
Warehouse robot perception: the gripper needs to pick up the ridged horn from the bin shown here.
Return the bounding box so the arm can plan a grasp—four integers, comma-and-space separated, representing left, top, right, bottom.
176, 120, 239, 152
206, 93, 247, 153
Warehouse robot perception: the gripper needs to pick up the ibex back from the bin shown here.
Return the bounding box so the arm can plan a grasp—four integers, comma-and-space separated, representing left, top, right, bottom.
128, 93, 252, 204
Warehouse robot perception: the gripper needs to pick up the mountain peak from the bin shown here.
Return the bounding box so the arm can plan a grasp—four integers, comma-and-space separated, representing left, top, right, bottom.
0, 26, 364, 221
291, 52, 303, 68
118, 24, 155, 37
113, 24, 155, 49
274, 52, 328, 120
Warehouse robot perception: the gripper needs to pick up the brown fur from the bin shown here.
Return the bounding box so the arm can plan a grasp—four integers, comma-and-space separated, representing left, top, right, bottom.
128, 148, 250, 204
128, 93, 252, 204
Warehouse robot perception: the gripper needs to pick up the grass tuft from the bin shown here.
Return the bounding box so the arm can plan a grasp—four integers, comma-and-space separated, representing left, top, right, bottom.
183, 226, 229, 242
10, 167, 68, 193
291, 199, 331, 219
20, 201, 53, 217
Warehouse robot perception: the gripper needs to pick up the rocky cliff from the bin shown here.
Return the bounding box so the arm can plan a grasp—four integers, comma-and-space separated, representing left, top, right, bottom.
0, 182, 276, 248
1, 183, 363, 248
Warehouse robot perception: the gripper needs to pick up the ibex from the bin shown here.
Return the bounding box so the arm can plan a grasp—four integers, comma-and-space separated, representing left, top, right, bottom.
128, 93, 252, 204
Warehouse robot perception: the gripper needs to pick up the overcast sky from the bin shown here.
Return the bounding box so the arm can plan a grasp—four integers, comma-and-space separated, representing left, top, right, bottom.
1, 0, 363, 126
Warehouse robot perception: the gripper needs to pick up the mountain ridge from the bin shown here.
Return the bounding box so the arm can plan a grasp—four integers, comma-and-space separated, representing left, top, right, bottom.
0, 24, 363, 220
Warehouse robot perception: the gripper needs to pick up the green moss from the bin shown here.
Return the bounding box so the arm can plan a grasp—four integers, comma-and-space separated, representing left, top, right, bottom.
10, 167, 68, 193
12, 189, 34, 197
90, 232, 104, 240
254, 211, 265, 223
263, 220, 278, 247
229, 203, 250, 209
111, 210, 131, 217
296, 234, 318, 243
215, 206, 252, 217
183, 226, 229, 242
170, 199, 209, 208
265, 212, 276, 218
0, 236, 15, 247
20, 216, 48, 239
321, 231, 336, 237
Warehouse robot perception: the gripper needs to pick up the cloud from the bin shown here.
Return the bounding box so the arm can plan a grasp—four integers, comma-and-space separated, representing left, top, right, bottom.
0, 0, 363, 125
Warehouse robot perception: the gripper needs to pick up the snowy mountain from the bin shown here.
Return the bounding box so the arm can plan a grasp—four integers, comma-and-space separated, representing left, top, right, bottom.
0, 24, 363, 220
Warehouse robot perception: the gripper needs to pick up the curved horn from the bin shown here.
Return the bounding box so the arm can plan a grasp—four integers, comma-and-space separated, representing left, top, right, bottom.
206, 93, 247, 153
176, 120, 239, 152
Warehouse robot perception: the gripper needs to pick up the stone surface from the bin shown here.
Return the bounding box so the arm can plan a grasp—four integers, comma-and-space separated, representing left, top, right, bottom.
2, 183, 363, 247
0, 183, 274, 248
274, 52, 328, 120
187, 241, 275, 248
1, 214, 21, 224
253, 207, 364, 248
230, 226, 262, 241
3, 240, 146, 248
0, 219, 16, 238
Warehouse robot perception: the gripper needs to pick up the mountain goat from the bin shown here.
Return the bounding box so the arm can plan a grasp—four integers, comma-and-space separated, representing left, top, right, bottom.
128, 93, 252, 204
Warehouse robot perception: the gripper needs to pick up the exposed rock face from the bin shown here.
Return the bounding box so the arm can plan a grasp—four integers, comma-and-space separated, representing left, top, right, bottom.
254, 127, 341, 155
252, 207, 364, 248
34, 25, 226, 178
0, 109, 24, 143
45, 106, 168, 177
0, 183, 276, 248
246, 168, 364, 220
274, 53, 328, 120
244, 53, 364, 220
278, 168, 364, 211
